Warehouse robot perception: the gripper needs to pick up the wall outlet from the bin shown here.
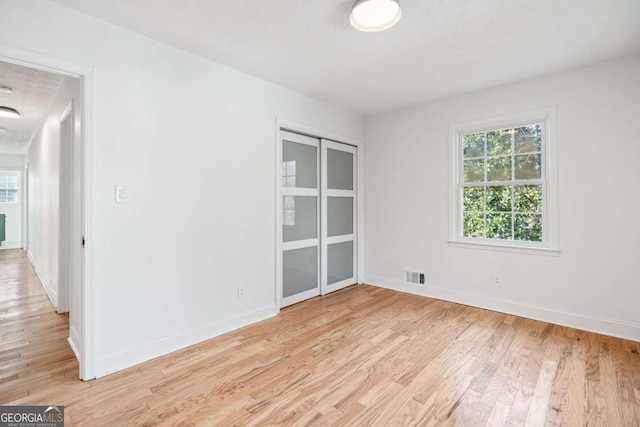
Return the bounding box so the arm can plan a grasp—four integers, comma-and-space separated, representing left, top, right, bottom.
237, 284, 246, 299
493, 274, 502, 287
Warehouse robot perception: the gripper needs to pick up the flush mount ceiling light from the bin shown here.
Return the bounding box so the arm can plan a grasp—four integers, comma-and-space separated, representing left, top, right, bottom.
350, 0, 402, 32
0, 84, 14, 94
0, 128, 5, 132
0, 106, 21, 119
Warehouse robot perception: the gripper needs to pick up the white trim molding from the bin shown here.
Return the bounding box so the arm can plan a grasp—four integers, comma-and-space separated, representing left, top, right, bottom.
366, 276, 640, 342
57, 99, 74, 315
27, 250, 58, 311
0, 241, 22, 250
68, 336, 80, 361
447, 240, 560, 257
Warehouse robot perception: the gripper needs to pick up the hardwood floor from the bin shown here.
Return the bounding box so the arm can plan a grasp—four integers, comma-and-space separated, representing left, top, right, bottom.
1, 249, 639, 426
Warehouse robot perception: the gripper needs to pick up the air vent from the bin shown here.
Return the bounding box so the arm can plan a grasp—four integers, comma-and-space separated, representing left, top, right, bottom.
405, 270, 426, 285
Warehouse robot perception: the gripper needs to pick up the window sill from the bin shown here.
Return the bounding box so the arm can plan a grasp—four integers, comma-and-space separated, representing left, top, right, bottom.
447, 240, 560, 256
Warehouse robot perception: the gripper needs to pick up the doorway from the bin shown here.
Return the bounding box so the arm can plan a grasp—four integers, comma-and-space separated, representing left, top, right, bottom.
280, 130, 358, 307
57, 100, 83, 350
0, 51, 93, 380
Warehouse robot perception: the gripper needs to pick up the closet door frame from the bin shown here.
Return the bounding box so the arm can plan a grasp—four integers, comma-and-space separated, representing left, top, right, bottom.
276, 120, 364, 310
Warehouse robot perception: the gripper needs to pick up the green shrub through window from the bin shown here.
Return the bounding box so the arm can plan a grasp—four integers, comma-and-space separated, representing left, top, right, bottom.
461, 124, 543, 242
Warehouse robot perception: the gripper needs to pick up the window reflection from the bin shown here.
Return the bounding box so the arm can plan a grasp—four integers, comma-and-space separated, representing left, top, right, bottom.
282, 160, 296, 187
283, 195, 295, 226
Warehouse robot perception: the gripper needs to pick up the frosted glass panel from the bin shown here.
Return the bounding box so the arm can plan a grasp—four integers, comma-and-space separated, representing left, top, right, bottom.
283, 247, 318, 298
327, 197, 353, 237
283, 196, 317, 242
327, 148, 353, 190
282, 140, 317, 188
327, 241, 353, 285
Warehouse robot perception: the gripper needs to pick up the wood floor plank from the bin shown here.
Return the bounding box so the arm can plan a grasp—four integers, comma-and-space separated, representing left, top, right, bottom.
601, 353, 627, 427
525, 359, 558, 427
2, 249, 639, 425
485, 400, 512, 427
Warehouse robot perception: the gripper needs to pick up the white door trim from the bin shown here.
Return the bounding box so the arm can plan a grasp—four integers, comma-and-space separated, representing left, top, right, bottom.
275, 118, 364, 310
0, 43, 96, 380
23, 164, 28, 251
57, 100, 73, 314
282, 238, 319, 252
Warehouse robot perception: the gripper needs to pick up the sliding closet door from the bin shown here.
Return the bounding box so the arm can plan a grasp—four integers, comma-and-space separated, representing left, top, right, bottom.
321, 140, 357, 295
281, 131, 321, 307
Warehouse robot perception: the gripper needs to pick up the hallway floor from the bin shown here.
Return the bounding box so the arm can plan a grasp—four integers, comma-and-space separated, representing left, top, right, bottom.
0, 249, 80, 402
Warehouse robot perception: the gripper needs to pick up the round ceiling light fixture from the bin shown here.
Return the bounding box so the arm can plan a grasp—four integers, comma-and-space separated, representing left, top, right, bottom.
0, 85, 14, 94
0, 106, 21, 119
0, 128, 5, 132
350, 0, 402, 32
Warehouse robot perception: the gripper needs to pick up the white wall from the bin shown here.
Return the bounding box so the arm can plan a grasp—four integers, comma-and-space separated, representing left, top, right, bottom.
0, 153, 24, 169
364, 54, 640, 341
0, 0, 364, 376
26, 76, 80, 312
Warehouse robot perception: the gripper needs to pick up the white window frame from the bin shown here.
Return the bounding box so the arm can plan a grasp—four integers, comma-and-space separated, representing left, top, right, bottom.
448, 107, 559, 256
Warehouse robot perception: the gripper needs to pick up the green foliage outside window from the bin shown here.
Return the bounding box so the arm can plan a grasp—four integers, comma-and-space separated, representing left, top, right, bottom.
461, 124, 543, 242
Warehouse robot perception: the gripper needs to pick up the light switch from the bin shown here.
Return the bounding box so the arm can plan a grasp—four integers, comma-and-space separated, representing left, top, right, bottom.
115, 185, 128, 203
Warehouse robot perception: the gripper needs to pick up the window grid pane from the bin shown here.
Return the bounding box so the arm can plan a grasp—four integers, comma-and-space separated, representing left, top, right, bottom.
460, 122, 544, 243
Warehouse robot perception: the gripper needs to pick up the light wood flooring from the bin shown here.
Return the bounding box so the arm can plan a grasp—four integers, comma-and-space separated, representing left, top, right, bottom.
1, 249, 639, 426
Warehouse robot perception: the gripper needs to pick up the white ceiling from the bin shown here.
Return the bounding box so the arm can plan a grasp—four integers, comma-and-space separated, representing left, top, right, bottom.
0, 61, 65, 154
50, 0, 640, 116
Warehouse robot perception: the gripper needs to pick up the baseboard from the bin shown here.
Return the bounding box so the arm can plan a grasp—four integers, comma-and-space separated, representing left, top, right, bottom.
0, 241, 22, 249
68, 336, 80, 361
94, 304, 279, 378
27, 250, 58, 311
366, 276, 640, 342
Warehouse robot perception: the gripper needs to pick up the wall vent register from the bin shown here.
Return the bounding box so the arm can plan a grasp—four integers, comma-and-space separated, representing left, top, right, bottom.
405, 270, 425, 285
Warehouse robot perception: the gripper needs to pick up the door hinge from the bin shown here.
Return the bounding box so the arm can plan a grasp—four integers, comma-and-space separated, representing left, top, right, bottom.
82, 237, 85, 247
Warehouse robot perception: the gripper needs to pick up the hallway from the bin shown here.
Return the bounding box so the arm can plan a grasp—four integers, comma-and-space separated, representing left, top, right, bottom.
0, 249, 79, 402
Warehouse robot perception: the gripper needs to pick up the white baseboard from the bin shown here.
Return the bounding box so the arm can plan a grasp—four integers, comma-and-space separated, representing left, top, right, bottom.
27, 250, 58, 311
366, 276, 640, 342
0, 241, 22, 249
68, 336, 80, 361
69, 325, 80, 358
94, 304, 279, 378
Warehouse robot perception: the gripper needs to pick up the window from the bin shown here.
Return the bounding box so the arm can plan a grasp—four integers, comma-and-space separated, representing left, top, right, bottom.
0, 175, 18, 204
449, 108, 558, 254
